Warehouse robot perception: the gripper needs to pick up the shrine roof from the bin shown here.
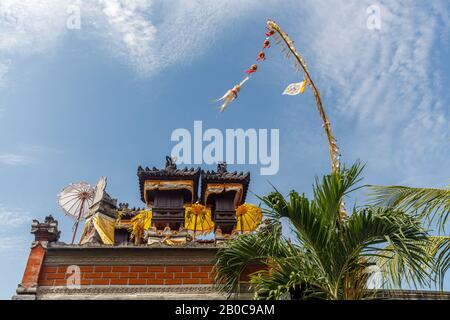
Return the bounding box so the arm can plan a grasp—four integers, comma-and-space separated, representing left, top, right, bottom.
200, 163, 250, 204
137, 157, 201, 203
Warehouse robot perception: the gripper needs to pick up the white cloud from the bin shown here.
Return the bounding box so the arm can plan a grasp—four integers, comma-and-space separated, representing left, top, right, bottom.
0, 145, 61, 166
84, 0, 158, 74
0, 0, 68, 56
83, 0, 264, 75
0, 0, 448, 187
280, 0, 450, 186
0, 235, 29, 252
0, 154, 31, 165
0, 60, 9, 87
0, 0, 69, 86
0, 205, 31, 228
0, 0, 264, 79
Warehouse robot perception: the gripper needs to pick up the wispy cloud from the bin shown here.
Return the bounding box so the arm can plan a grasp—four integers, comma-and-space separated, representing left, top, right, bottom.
0, 144, 61, 166
0, 205, 31, 228
0, 60, 9, 87
0, 205, 31, 254
0, 0, 68, 56
84, 0, 265, 75
280, 0, 450, 186
0, 154, 31, 166
0, 0, 264, 80
0, 0, 448, 187
0, 235, 29, 252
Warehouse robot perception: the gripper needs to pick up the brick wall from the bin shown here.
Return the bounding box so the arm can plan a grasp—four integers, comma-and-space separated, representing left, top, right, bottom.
20, 244, 47, 290
38, 265, 215, 287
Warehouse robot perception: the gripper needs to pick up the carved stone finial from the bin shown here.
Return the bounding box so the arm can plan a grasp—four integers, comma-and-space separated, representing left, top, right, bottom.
44, 215, 56, 224
217, 162, 228, 174
165, 156, 177, 171
31, 216, 60, 243
118, 203, 129, 210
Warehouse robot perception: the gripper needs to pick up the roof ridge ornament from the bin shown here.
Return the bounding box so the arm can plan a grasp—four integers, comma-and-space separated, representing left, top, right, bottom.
165, 156, 177, 171
217, 162, 227, 174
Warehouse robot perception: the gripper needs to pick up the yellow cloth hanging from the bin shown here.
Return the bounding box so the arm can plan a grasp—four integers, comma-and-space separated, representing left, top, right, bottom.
129, 210, 153, 244
93, 213, 115, 245
80, 213, 115, 245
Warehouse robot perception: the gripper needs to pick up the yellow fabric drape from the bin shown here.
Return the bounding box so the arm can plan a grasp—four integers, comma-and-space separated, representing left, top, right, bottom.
93, 213, 115, 245
80, 213, 115, 245
129, 210, 152, 243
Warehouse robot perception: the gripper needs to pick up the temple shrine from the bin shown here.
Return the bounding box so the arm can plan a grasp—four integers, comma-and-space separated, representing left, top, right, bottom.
13, 157, 261, 300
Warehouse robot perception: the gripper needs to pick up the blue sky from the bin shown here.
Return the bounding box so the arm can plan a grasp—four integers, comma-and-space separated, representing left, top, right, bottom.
0, 0, 449, 299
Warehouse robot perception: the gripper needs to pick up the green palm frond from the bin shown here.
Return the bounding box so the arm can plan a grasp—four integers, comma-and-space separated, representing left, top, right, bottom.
369, 185, 450, 231
250, 254, 330, 300
344, 208, 431, 289
214, 220, 290, 297
259, 190, 334, 263
215, 162, 438, 300
428, 236, 450, 290
374, 236, 450, 290
313, 160, 365, 224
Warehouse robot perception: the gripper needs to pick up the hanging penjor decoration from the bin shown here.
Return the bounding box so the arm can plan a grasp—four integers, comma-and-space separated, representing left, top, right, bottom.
215, 76, 250, 113
265, 20, 340, 174
214, 28, 274, 113
266, 19, 346, 219
214, 19, 345, 218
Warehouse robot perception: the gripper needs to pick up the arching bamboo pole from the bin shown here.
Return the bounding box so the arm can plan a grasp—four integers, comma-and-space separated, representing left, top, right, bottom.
266, 20, 346, 218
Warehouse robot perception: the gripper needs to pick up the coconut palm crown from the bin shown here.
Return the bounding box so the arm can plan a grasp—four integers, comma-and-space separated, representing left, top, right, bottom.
214, 162, 433, 300
369, 184, 450, 289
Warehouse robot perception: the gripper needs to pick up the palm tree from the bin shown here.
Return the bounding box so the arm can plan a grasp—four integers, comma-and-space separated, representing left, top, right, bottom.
369, 185, 450, 289
214, 162, 433, 300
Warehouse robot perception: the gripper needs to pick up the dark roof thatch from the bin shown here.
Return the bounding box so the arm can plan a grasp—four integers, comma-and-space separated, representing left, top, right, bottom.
137, 157, 200, 203
200, 163, 250, 205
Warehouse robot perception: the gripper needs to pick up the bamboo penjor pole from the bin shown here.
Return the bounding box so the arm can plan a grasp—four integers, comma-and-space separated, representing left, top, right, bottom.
267, 20, 341, 173
266, 20, 346, 218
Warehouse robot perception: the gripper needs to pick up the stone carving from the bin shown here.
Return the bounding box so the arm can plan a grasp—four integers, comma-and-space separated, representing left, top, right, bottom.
165, 156, 177, 171
217, 162, 228, 174
30, 215, 60, 243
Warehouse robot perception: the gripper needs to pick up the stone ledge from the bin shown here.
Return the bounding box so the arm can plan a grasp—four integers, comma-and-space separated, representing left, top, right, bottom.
47, 242, 222, 250
36, 285, 231, 300
43, 245, 219, 266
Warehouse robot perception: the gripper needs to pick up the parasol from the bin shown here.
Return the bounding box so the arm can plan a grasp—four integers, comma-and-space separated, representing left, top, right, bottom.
185, 203, 214, 240
235, 204, 263, 233
57, 182, 94, 244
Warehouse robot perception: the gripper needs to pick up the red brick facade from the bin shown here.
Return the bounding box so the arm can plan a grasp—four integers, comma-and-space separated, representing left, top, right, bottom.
20, 244, 47, 290
14, 216, 260, 299
38, 265, 215, 287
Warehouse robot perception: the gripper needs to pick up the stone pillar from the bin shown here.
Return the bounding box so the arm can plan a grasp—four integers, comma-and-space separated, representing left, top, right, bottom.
13, 215, 60, 300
